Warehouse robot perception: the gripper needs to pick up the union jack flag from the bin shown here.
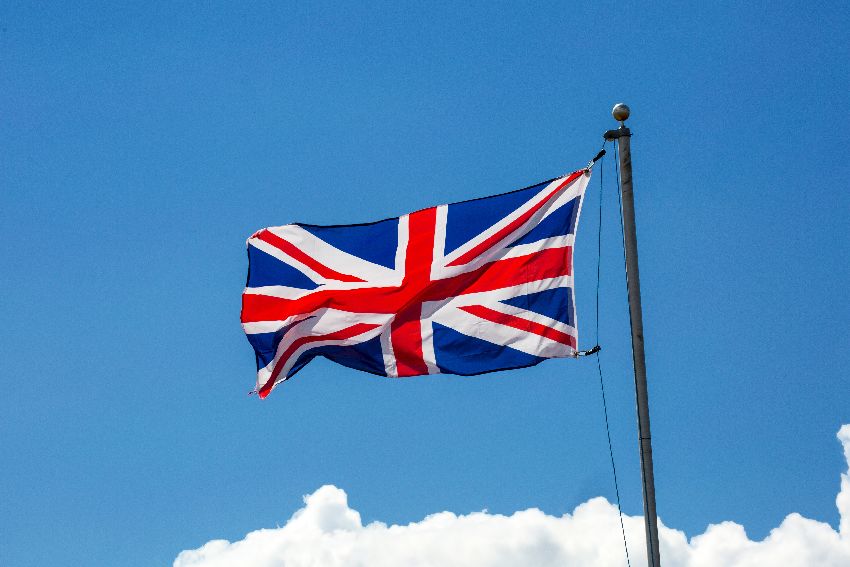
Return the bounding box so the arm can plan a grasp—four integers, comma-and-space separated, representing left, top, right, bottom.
242, 169, 589, 398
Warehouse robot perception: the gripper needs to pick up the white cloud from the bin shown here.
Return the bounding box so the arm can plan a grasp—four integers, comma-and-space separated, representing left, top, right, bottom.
175, 426, 850, 567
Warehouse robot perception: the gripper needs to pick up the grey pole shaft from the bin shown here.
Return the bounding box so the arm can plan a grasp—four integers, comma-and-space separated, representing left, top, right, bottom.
605, 106, 661, 567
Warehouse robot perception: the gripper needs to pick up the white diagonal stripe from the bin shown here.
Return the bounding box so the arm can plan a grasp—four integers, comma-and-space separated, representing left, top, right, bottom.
431, 304, 575, 359
267, 225, 398, 282
440, 174, 587, 271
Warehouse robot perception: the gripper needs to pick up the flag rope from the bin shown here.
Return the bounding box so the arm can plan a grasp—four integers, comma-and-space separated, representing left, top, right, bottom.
593, 143, 632, 567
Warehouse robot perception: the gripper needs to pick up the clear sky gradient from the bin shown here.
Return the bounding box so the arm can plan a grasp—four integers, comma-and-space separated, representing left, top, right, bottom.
2, 2, 849, 566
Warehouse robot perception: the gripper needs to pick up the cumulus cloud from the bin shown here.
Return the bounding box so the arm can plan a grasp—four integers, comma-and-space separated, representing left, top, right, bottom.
175, 426, 850, 567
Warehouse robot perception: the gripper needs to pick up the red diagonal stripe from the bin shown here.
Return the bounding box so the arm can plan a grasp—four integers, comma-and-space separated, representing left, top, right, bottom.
424, 247, 573, 301
458, 304, 576, 349
259, 322, 381, 398
256, 229, 366, 283
446, 170, 583, 267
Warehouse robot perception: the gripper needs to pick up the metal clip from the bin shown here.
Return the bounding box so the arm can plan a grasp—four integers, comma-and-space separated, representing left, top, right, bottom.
584, 149, 606, 175
576, 345, 602, 357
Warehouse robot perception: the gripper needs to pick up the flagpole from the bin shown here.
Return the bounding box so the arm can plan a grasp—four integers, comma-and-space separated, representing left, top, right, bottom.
604, 103, 661, 567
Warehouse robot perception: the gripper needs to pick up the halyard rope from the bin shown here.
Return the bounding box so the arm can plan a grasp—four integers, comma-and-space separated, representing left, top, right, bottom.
594, 143, 632, 567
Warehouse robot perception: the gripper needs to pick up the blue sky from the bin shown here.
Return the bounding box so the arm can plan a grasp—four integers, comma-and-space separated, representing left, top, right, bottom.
2, 2, 849, 566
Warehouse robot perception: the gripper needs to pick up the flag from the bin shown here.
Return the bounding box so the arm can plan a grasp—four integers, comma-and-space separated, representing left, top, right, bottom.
241, 169, 589, 398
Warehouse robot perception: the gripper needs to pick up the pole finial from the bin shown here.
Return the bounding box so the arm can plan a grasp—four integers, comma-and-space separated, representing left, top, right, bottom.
612, 103, 630, 124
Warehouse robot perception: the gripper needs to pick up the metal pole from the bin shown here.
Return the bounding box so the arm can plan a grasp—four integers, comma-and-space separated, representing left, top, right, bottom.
604, 103, 661, 567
